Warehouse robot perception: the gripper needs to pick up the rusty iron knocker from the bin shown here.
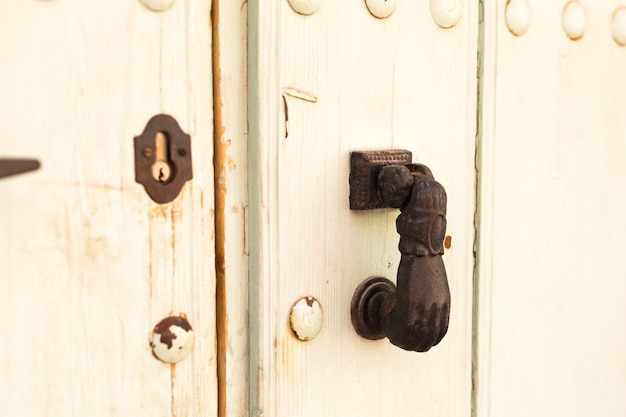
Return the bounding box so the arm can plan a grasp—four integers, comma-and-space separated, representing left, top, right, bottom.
349, 150, 450, 352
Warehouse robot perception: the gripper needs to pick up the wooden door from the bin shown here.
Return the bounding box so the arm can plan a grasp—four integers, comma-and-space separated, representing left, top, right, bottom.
247, 1, 478, 415
0, 1, 217, 416
475, 1, 626, 416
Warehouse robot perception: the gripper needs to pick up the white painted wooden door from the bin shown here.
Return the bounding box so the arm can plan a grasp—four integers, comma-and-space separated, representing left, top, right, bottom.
475, 2, 626, 416
247, 1, 478, 415
246, 1, 626, 417
4, 1, 625, 416
0, 1, 216, 416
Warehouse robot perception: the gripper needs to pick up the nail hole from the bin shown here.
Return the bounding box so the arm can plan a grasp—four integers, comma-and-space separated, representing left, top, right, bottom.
178, 148, 186, 157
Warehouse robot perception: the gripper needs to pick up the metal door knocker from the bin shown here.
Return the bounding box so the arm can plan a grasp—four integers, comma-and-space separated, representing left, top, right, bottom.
349, 150, 450, 352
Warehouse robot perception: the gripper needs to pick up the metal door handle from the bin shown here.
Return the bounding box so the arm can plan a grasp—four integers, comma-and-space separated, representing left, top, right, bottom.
0, 158, 40, 179
349, 150, 450, 352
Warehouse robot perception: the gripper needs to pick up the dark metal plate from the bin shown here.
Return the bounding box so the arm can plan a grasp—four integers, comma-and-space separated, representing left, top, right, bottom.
349, 149, 412, 210
134, 114, 193, 204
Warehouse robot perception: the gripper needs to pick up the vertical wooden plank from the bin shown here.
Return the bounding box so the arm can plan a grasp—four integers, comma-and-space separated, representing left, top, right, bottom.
249, 1, 478, 415
212, 0, 249, 416
0, 1, 216, 416
476, 1, 626, 416
248, 1, 281, 415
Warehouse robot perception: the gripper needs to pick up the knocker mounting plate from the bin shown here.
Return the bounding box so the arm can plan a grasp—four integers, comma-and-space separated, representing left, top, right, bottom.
349, 149, 412, 210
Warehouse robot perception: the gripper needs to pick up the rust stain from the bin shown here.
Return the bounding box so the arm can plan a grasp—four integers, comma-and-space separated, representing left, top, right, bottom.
148, 222, 153, 309
212, 1, 228, 417
170, 198, 185, 222
444, 235, 452, 249
170, 363, 176, 416
150, 205, 169, 218
33, 180, 124, 191
171, 207, 176, 271
210, 208, 216, 241
242, 205, 248, 255
227, 155, 237, 171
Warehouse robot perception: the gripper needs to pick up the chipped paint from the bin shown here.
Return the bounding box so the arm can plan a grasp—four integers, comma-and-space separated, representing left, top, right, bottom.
282, 86, 318, 103
150, 316, 194, 364
289, 296, 324, 341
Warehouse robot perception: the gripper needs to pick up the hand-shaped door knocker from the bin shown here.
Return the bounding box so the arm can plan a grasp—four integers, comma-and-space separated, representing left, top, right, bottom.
349, 150, 450, 352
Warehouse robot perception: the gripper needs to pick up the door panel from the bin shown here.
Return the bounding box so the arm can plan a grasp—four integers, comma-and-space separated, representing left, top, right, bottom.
0, 1, 216, 416
476, 2, 626, 416
248, 1, 478, 415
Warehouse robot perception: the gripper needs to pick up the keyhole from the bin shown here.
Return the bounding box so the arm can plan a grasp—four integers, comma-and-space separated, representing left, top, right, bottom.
158, 166, 167, 182
151, 132, 172, 183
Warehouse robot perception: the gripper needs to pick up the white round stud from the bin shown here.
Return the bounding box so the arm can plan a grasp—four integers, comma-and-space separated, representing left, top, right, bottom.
365, 0, 397, 19
562, 1, 587, 40
612, 7, 626, 46
505, 0, 531, 37
150, 316, 194, 364
430, 0, 462, 29
139, 0, 177, 12
289, 296, 324, 341
287, 0, 322, 16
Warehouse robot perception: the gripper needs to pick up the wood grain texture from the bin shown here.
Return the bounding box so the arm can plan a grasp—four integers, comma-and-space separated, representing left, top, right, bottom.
212, 0, 250, 416
249, 1, 478, 415
0, 1, 216, 416
476, 1, 626, 416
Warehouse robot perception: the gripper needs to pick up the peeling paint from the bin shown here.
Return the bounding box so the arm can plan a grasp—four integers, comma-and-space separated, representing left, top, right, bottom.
289, 297, 323, 341
150, 316, 194, 364
282, 86, 318, 102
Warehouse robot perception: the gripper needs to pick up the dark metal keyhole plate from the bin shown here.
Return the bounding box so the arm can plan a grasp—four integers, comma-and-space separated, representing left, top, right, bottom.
134, 114, 193, 204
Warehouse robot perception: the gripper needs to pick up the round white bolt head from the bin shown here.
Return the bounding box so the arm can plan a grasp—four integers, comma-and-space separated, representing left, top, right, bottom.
612, 7, 626, 46
365, 0, 397, 19
290, 296, 324, 341
288, 0, 322, 16
139, 0, 177, 12
150, 316, 194, 364
562, 1, 587, 40
430, 0, 462, 29
505, 0, 531, 37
